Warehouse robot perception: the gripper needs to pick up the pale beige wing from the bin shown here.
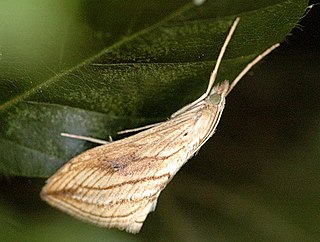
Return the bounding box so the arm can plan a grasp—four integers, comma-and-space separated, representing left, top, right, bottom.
41, 82, 228, 233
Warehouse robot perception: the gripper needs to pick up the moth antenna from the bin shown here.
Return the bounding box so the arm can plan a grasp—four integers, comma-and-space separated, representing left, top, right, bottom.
226, 43, 280, 96
203, 17, 240, 98
171, 17, 240, 117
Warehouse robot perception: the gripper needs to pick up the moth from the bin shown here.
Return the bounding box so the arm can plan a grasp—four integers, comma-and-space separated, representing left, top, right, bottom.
41, 17, 279, 233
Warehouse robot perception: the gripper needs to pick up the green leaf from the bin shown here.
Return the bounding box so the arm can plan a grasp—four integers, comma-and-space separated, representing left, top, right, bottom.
0, 0, 308, 177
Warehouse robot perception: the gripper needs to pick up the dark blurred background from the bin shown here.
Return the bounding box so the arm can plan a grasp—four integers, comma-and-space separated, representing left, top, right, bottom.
0, 1, 319, 242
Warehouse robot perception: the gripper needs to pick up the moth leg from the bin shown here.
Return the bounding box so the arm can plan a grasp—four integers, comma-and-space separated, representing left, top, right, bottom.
118, 121, 165, 134
61, 133, 110, 145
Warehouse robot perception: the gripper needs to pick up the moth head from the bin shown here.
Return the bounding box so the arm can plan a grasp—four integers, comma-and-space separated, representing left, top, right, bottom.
207, 80, 229, 104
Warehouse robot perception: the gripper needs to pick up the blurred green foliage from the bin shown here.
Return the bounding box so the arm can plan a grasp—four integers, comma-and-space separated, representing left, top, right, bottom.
1, 0, 319, 241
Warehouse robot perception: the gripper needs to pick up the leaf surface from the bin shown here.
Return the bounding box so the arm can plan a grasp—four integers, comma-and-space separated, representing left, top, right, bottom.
0, 0, 308, 177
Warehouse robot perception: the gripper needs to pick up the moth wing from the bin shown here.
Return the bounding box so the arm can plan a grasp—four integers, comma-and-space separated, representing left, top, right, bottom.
41, 109, 209, 233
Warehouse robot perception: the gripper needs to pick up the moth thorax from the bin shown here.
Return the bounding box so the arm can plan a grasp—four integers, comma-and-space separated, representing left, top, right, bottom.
207, 93, 222, 105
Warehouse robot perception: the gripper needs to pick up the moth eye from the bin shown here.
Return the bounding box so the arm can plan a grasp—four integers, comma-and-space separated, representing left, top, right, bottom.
208, 93, 221, 105
183, 132, 188, 136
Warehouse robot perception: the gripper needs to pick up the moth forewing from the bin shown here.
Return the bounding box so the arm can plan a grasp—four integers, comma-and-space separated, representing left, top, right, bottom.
41, 81, 228, 233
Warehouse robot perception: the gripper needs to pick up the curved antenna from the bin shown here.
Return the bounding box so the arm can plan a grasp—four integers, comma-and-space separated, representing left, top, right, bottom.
171, 17, 240, 117
226, 43, 280, 96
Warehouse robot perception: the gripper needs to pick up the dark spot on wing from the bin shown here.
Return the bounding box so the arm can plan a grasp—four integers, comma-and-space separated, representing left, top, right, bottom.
110, 161, 125, 171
